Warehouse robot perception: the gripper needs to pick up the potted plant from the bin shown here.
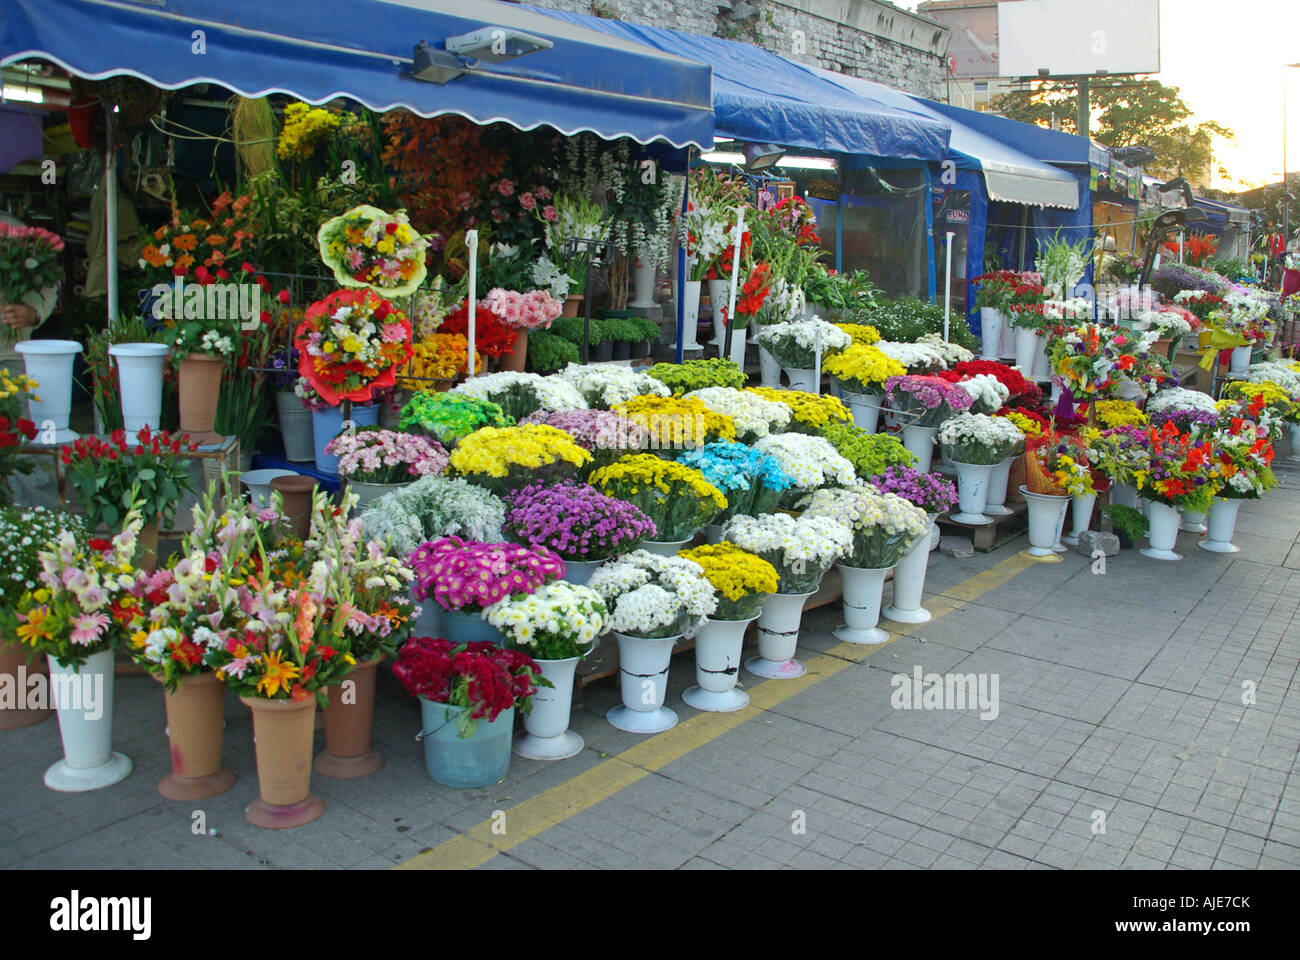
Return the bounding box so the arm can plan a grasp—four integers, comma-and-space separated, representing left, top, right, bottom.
396, 636, 545, 787
678, 543, 779, 713
677, 440, 795, 536
871, 466, 959, 623
589, 453, 727, 553
822, 343, 907, 432
599, 316, 640, 361
60, 427, 197, 571
628, 316, 660, 359
587, 319, 614, 363
485, 579, 608, 759
1199, 413, 1278, 553
482, 287, 564, 373
504, 480, 657, 584
936, 413, 1025, 525
0, 505, 88, 730
720, 512, 853, 678
882, 374, 976, 473
524, 330, 580, 374
756, 318, 852, 391
1134, 422, 1218, 561
1103, 503, 1147, 550
750, 433, 858, 504
167, 309, 239, 446
448, 423, 592, 498
587, 550, 717, 733
325, 426, 449, 510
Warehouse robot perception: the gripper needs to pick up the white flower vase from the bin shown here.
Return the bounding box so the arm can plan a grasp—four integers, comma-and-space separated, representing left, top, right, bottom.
1020, 486, 1070, 559
834, 564, 894, 644
679, 279, 703, 350
562, 558, 606, 585
630, 252, 657, 309
784, 367, 818, 392
984, 458, 1015, 518
978, 308, 1004, 361
722, 329, 747, 367
16, 340, 82, 444
703, 524, 725, 545
1109, 482, 1138, 509
1199, 498, 1242, 553
882, 520, 935, 624
682, 615, 759, 713
108, 342, 169, 435
1289, 422, 1300, 461
746, 590, 816, 679
949, 460, 995, 525
1141, 501, 1182, 561
1013, 326, 1038, 376
1033, 332, 1051, 380
1062, 492, 1097, 547
1179, 507, 1207, 533
514, 657, 584, 760
44, 650, 132, 792
842, 389, 882, 433
901, 425, 938, 474
707, 279, 729, 345
758, 346, 782, 387
240, 468, 296, 509
1000, 315, 1017, 359
607, 633, 680, 734
641, 537, 694, 557
1229, 346, 1252, 375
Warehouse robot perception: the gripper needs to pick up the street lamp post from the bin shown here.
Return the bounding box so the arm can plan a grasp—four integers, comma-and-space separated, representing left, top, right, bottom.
1286, 64, 1300, 247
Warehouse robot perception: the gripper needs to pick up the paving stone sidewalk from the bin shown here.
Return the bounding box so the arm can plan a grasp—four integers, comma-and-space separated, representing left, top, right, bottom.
4, 464, 1300, 870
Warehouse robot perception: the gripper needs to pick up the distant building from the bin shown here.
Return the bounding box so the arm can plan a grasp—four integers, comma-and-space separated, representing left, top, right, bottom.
915, 0, 1025, 111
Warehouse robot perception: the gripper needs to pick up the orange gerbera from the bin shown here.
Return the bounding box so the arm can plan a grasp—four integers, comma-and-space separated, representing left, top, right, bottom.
172, 233, 198, 251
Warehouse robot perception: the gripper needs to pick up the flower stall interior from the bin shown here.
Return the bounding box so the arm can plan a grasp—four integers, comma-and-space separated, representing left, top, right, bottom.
1, 0, 1298, 827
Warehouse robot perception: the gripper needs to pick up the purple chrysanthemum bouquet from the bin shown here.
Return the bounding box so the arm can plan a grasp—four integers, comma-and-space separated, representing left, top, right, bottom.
505, 480, 656, 562
408, 535, 565, 612
869, 465, 958, 514
522, 408, 650, 474
884, 374, 975, 428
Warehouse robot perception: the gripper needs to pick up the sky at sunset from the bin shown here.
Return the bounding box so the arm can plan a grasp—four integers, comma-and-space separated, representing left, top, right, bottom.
898, 0, 1297, 192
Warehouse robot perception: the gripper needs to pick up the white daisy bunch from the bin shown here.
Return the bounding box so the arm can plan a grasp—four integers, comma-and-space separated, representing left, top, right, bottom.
360, 476, 506, 557
0, 506, 88, 608
588, 549, 717, 638
1042, 298, 1094, 322
757, 318, 852, 368
720, 513, 852, 593
558, 362, 669, 408
198, 329, 234, 355
753, 433, 856, 490
1145, 387, 1220, 417
1136, 309, 1193, 340
685, 386, 792, 440
875, 338, 950, 372
798, 484, 929, 568
916, 333, 974, 366
484, 580, 608, 658
937, 413, 1025, 465
954, 374, 1011, 414
451, 370, 587, 419
1245, 362, 1300, 396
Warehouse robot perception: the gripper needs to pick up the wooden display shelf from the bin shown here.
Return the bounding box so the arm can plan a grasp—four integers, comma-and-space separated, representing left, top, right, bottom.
936, 501, 1029, 553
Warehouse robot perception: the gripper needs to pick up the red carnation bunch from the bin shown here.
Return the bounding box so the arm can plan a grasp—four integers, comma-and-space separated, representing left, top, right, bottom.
949, 359, 1033, 401
438, 300, 518, 359
393, 636, 546, 737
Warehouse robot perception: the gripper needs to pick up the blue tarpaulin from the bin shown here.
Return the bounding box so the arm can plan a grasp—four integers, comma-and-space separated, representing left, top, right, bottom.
0, 0, 715, 147
926, 101, 1101, 168
527, 6, 951, 160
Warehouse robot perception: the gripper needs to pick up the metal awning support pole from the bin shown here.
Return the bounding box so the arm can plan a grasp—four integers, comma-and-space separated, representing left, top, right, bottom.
676, 174, 689, 364
722, 205, 745, 363
105, 104, 118, 324
944, 231, 955, 341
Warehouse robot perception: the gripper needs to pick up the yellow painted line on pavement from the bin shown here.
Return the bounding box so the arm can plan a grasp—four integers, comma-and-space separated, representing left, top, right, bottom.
397, 551, 1038, 870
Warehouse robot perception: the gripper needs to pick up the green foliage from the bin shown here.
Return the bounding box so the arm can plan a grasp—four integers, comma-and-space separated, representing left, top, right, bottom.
647, 358, 747, 394
525, 330, 580, 374
857, 296, 980, 352
819, 422, 915, 479
1104, 503, 1149, 542
600, 317, 643, 342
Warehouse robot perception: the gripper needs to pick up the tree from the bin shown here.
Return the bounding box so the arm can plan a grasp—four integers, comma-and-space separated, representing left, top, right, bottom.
989, 78, 1234, 182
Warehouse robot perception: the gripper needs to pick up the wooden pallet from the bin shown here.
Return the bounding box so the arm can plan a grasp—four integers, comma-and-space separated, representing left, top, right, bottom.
936, 500, 1029, 552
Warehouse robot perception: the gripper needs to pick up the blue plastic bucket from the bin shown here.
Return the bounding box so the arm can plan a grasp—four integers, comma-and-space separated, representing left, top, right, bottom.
312, 403, 379, 473
418, 701, 514, 788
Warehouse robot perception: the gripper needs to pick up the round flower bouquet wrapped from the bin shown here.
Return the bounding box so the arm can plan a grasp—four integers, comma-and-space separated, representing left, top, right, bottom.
588, 550, 717, 638
822, 343, 906, 396
1086, 426, 1149, 489
677, 441, 794, 519
1002, 407, 1048, 438
678, 543, 779, 621
1205, 417, 1277, 500
756, 318, 852, 369
295, 288, 413, 405
938, 372, 1011, 414
1134, 422, 1218, 513
522, 408, 650, 474
484, 580, 608, 659
720, 513, 852, 594
799, 485, 929, 569
869, 465, 958, 515
1047, 324, 1127, 398
451, 371, 586, 422
449, 424, 592, 497
1210, 289, 1273, 344
317, 204, 428, 297
558, 363, 668, 408
752, 433, 857, 495
1221, 380, 1297, 433
746, 387, 849, 434
883, 374, 975, 428
820, 423, 915, 480
399, 392, 513, 446
324, 426, 449, 483
482, 287, 564, 331
393, 637, 543, 738
407, 536, 564, 613
589, 454, 727, 541
937, 413, 1025, 465
647, 358, 748, 395
1024, 432, 1091, 496
505, 481, 656, 562
360, 476, 507, 556
613, 395, 736, 450
685, 387, 792, 442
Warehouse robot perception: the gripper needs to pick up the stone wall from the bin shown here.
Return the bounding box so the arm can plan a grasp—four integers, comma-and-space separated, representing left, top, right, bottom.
525, 0, 950, 98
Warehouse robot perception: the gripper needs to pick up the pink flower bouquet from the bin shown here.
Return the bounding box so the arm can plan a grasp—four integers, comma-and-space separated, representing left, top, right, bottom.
324, 427, 449, 483
483, 287, 564, 331
884, 374, 975, 428
408, 536, 565, 612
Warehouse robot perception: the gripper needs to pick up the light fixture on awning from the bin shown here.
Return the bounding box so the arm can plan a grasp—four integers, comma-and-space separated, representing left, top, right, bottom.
445, 27, 553, 63
411, 42, 468, 84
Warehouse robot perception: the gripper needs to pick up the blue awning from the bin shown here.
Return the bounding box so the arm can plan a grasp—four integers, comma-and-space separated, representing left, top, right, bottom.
925, 101, 1096, 168
814, 71, 1078, 210
525, 5, 950, 161
0, 0, 715, 148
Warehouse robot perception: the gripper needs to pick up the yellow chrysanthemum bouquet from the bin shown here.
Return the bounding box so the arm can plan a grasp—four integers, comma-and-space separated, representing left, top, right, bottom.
746, 387, 850, 434
449, 424, 591, 497
822, 343, 907, 396
833, 323, 882, 345
590, 454, 727, 541
678, 543, 779, 621
613, 395, 736, 452
1093, 399, 1148, 430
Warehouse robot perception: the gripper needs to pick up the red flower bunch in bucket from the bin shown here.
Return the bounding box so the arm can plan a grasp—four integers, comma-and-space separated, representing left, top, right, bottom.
393, 636, 546, 736
437, 299, 518, 359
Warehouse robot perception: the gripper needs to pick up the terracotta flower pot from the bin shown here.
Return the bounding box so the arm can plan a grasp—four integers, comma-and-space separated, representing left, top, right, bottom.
157, 673, 236, 800
269, 474, 316, 540
562, 295, 584, 319
499, 329, 528, 373
240, 694, 324, 829
314, 655, 384, 779
177, 352, 225, 445
0, 641, 51, 729
1006, 454, 1027, 503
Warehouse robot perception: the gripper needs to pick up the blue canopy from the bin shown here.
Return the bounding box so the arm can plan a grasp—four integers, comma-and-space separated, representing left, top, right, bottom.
527, 6, 950, 161
0, 0, 714, 147
925, 101, 1098, 168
